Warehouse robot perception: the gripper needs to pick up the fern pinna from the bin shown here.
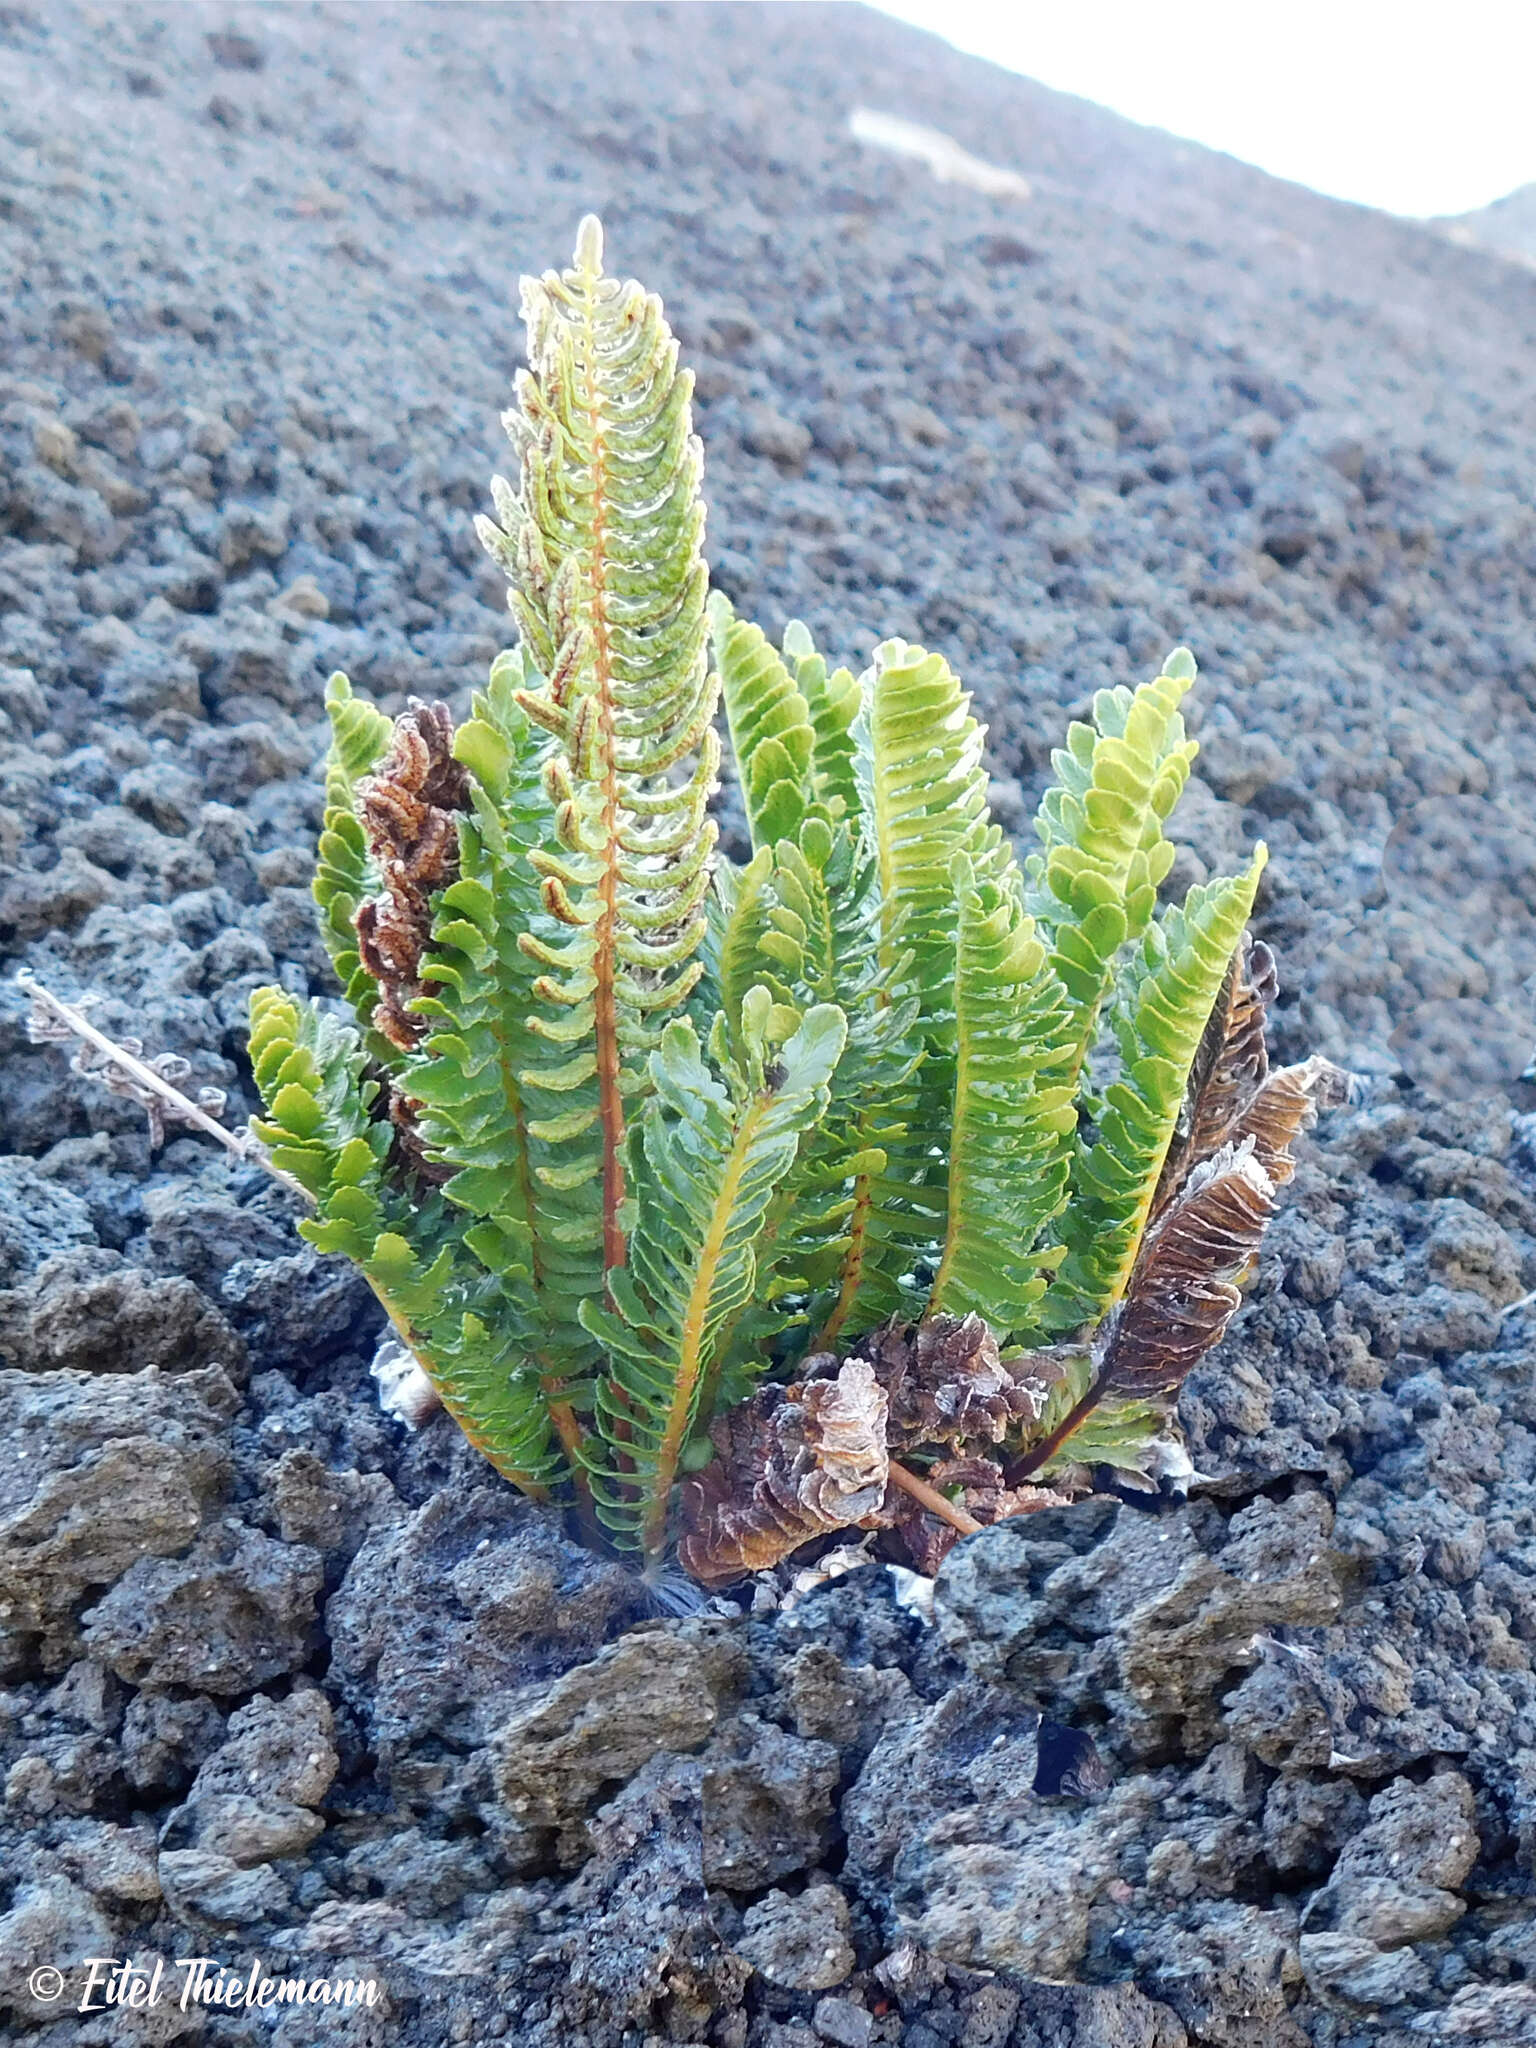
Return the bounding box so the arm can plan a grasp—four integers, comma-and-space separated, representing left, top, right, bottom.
250, 219, 1346, 1580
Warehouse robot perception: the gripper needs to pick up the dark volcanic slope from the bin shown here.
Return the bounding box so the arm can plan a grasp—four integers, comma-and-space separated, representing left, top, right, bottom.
2, 7, 1536, 2048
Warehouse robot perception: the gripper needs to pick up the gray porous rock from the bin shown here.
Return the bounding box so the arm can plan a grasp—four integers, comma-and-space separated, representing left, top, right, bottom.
0, 1362, 236, 1671
56, 1818, 163, 1902
702, 1710, 841, 1887
79, 1516, 322, 1692
0, 1157, 96, 1284
811, 1993, 876, 2047
0, 1245, 244, 1378
492, 1746, 750, 2044
1142, 1903, 1306, 2046
1302, 1770, 1479, 1948
327, 1483, 649, 1760
0, 1874, 117, 2023
734, 1882, 856, 1990
156, 1846, 293, 1926
157, 1683, 337, 1880
120, 1688, 227, 1795
495, 1621, 747, 1859
933, 1489, 1343, 1754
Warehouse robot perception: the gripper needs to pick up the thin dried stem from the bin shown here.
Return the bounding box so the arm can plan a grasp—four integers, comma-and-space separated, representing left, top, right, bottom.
885, 1457, 984, 1537
17, 970, 311, 1204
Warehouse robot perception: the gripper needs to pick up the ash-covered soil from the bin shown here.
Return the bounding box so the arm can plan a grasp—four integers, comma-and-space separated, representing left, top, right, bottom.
2, 4, 1536, 2044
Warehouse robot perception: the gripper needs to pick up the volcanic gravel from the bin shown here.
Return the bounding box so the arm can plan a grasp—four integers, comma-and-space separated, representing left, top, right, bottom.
1, 4, 1535, 2045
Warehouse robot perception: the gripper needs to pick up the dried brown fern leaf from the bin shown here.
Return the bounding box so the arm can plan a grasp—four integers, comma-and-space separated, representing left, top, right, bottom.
1151, 933, 1277, 1218
354, 698, 472, 1052
1233, 1051, 1352, 1186
1009, 1048, 1348, 1482
888, 1453, 1073, 1575
1097, 1138, 1279, 1399
853, 1311, 1049, 1450
677, 1358, 892, 1587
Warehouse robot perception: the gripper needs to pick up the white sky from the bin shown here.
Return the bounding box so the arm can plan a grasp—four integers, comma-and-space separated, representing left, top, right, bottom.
865, 0, 1536, 218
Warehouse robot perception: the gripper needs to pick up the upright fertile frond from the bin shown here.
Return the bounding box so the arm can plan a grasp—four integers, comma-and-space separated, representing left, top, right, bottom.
1040, 849, 1268, 1334
475, 215, 720, 1279
711, 594, 816, 850
929, 853, 1077, 1333
247, 987, 558, 1493
1026, 653, 1200, 1075
578, 994, 847, 1558
313, 672, 395, 1029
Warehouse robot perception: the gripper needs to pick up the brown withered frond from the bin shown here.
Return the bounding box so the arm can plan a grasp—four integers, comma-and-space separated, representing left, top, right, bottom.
888, 1453, 1073, 1575
1097, 1139, 1278, 1400
355, 700, 472, 1052
1009, 1049, 1349, 1482
1152, 934, 1277, 1218
850, 1311, 1050, 1451
677, 1359, 891, 1588
1232, 1051, 1352, 1187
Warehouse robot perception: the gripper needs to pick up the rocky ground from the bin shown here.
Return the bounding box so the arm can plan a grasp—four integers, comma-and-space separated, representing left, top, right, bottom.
1, 4, 1535, 2044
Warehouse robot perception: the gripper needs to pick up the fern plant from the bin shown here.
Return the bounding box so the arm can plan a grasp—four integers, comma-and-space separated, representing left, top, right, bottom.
249, 219, 1344, 1581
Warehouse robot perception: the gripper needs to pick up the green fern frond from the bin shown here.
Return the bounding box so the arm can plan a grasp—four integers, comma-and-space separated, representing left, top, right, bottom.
857, 638, 1008, 1011
312, 671, 395, 1032
928, 852, 1077, 1332
475, 214, 720, 1283
1020, 1349, 1165, 1479
711, 594, 816, 851
807, 639, 1012, 1342
783, 618, 861, 818
1040, 847, 1268, 1333
1025, 652, 1200, 1077
578, 992, 847, 1553
704, 844, 793, 1040
757, 819, 932, 1345
247, 985, 559, 1492
406, 648, 604, 1372
711, 820, 926, 1362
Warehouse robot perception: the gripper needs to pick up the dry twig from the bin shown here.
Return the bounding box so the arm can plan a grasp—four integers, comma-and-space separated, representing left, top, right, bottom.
17, 970, 310, 1203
